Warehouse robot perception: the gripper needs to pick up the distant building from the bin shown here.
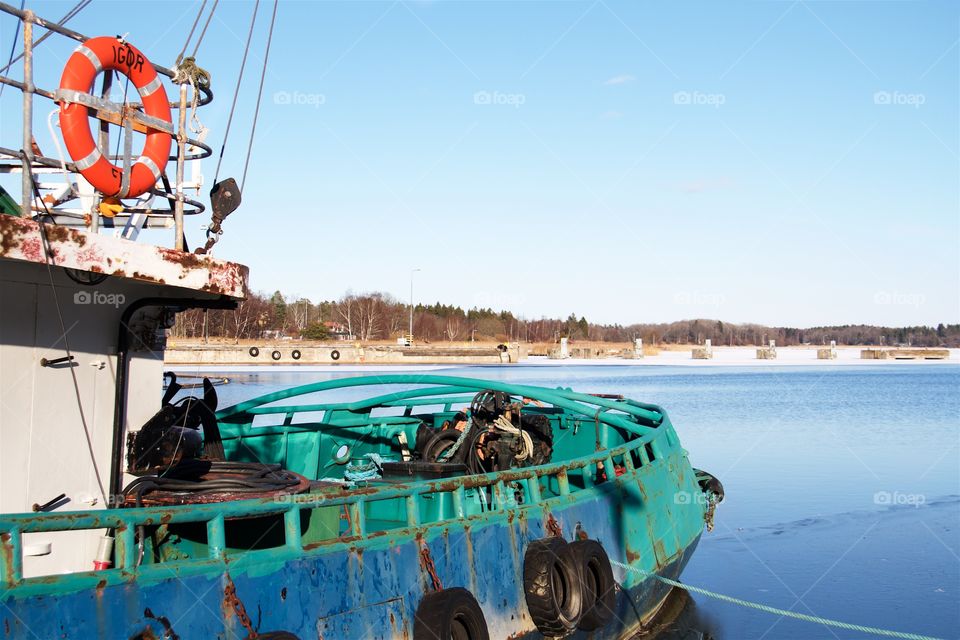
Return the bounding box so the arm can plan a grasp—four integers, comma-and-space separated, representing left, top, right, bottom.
324, 321, 355, 341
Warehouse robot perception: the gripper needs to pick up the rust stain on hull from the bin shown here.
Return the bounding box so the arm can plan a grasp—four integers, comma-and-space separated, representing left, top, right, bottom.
223, 573, 257, 638
143, 607, 180, 640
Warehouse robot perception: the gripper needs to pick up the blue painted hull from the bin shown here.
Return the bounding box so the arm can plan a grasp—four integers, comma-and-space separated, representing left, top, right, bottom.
1, 478, 703, 639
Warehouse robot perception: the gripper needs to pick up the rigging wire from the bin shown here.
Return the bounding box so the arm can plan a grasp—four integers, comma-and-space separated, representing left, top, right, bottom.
191, 0, 219, 58
211, 0, 260, 186
174, 0, 218, 136
0, 0, 26, 98
240, 0, 278, 193
176, 0, 207, 62
0, 0, 92, 75
112, 72, 131, 161
176, 0, 219, 63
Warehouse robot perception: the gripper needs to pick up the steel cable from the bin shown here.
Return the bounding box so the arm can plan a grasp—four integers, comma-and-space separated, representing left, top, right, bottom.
239, 0, 278, 193
211, 0, 259, 186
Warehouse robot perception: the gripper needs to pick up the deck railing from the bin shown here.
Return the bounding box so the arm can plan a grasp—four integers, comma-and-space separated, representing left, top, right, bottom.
0, 422, 670, 589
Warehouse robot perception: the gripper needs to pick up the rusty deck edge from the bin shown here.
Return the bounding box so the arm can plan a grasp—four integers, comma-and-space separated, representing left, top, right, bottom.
0, 215, 248, 298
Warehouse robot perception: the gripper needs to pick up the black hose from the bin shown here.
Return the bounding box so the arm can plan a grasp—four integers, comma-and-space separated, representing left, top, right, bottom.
122, 460, 299, 507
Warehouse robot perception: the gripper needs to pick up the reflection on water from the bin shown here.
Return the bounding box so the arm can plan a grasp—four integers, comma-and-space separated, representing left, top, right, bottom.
176, 363, 960, 638
632, 589, 717, 640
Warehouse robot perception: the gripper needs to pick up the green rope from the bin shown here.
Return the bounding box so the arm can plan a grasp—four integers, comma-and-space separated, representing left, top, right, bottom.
343, 453, 388, 483
438, 417, 473, 462
610, 560, 943, 640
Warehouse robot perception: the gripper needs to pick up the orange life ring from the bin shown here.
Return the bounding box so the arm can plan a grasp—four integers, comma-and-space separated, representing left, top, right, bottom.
58, 37, 172, 198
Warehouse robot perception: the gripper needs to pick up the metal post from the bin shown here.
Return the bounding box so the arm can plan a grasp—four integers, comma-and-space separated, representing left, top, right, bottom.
408, 268, 420, 342
20, 13, 32, 216
93, 72, 114, 233
174, 82, 188, 250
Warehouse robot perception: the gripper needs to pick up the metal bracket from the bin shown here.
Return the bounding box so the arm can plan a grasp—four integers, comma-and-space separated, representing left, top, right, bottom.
39, 355, 74, 367
54, 89, 175, 135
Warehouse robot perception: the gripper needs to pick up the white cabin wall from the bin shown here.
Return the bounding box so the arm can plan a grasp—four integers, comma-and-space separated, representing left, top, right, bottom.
0, 280, 38, 514
0, 260, 221, 577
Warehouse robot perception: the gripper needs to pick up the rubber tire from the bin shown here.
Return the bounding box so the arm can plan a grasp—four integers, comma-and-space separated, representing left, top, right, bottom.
695, 469, 724, 502
330, 349, 340, 361
523, 537, 583, 637
422, 430, 463, 462
570, 540, 616, 631
291, 349, 301, 360
271, 350, 281, 361
249, 347, 260, 357
413, 587, 489, 640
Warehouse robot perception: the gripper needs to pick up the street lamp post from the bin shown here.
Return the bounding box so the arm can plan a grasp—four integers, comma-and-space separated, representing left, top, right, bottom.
409, 268, 421, 343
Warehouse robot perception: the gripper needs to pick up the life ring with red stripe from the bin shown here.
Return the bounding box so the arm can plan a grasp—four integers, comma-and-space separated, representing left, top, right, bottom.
57, 37, 172, 198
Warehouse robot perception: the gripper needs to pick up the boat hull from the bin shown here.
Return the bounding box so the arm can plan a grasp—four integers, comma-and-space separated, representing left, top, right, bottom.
1, 464, 704, 640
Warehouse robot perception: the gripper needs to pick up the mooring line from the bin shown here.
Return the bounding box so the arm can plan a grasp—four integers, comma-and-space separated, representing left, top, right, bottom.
610, 560, 943, 640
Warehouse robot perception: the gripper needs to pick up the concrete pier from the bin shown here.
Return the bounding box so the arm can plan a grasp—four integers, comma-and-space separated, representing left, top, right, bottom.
756, 340, 777, 360
692, 339, 713, 359
818, 341, 838, 360
165, 343, 521, 365
861, 348, 950, 360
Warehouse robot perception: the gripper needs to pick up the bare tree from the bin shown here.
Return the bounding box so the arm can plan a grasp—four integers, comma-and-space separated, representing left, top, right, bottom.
359, 294, 380, 340
232, 298, 252, 343
445, 317, 462, 341
336, 292, 356, 338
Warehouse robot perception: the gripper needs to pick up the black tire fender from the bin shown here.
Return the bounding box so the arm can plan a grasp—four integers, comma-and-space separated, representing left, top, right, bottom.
422, 429, 463, 463
413, 587, 489, 640
694, 468, 724, 502
330, 349, 340, 361
291, 349, 301, 360
523, 536, 583, 636
569, 540, 616, 631
271, 350, 281, 361
248, 346, 260, 357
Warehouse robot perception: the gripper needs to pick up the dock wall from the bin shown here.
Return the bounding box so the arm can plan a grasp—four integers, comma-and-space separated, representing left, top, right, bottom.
164, 343, 522, 365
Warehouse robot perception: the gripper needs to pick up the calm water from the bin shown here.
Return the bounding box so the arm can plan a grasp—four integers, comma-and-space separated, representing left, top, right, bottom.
181, 364, 960, 639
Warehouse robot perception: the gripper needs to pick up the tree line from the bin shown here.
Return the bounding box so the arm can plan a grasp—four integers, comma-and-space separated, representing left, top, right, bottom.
170, 289, 960, 347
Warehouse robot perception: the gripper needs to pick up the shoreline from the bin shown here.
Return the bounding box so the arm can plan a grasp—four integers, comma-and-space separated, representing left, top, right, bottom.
164, 344, 960, 369
166, 349, 960, 374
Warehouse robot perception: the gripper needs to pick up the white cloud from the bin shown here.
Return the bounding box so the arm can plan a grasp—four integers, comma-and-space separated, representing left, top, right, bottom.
604, 74, 636, 86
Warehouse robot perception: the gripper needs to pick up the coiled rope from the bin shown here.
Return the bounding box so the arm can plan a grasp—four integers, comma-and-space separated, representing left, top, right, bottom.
344, 453, 388, 483
493, 415, 534, 461
438, 417, 473, 462
610, 560, 943, 640
173, 56, 211, 135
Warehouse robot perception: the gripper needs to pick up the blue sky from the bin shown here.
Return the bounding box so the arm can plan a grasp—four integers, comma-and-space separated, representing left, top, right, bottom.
2, 0, 958, 327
